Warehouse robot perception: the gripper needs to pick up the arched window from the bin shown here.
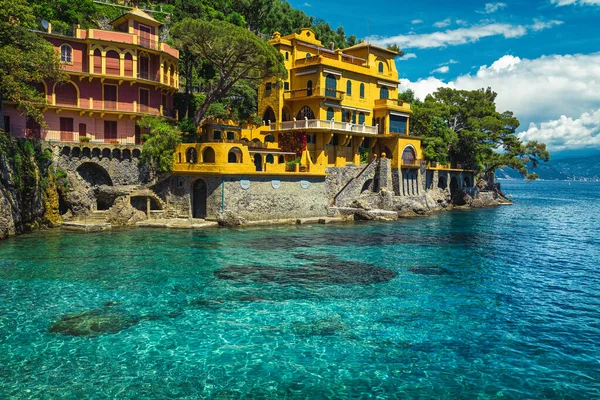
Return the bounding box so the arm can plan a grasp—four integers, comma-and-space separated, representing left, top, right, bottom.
360, 83, 365, 98
380, 86, 389, 99
296, 105, 315, 120
306, 53, 311, 58
265, 134, 275, 143
358, 112, 365, 124
93, 49, 102, 74
307, 80, 313, 96
228, 147, 242, 163
202, 147, 215, 163
278, 155, 285, 164
378, 62, 384, 74
186, 148, 197, 163
325, 74, 337, 97
124, 52, 133, 77
344, 110, 351, 122
402, 146, 416, 165
105, 50, 120, 76
346, 80, 352, 96
55, 81, 78, 107
266, 154, 275, 164
263, 107, 276, 124
60, 44, 72, 63
326, 107, 334, 121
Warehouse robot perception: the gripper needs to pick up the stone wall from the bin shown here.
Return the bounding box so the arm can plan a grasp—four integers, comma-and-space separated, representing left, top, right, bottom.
155, 175, 329, 221
326, 162, 372, 205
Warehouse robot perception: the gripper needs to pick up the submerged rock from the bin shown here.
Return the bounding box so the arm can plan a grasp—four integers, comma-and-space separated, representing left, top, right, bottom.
409, 266, 452, 276
48, 308, 138, 337
293, 254, 337, 261
215, 261, 396, 285
291, 316, 347, 336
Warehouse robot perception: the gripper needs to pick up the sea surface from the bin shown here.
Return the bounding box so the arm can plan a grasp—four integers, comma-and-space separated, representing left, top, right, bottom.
0, 180, 599, 399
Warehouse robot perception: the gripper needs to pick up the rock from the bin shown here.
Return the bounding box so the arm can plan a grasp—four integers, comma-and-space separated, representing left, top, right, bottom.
291, 316, 347, 336
48, 308, 138, 337
217, 210, 246, 227
215, 261, 397, 285
409, 266, 452, 276
106, 197, 147, 226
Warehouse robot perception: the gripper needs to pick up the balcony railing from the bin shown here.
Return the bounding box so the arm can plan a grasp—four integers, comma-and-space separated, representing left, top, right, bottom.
284, 87, 345, 101
270, 119, 378, 134
374, 98, 410, 108
401, 159, 421, 168
41, 130, 136, 145
137, 71, 161, 83
138, 37, 158, 50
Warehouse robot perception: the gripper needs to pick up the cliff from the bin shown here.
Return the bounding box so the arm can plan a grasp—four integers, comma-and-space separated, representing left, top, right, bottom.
0, 134, 60, 240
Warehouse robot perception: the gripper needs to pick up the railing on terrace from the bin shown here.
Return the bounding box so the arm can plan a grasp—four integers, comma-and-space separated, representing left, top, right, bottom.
270, 119, 379, 134
374, 98, 409, 108
341, 54, 367, 67
42, 130, 136, 145
401, 159, 422, 168
138, 37, 158, 50
284, 87, 345, 101
294, 55, 320, 66
137, 71, 161, 83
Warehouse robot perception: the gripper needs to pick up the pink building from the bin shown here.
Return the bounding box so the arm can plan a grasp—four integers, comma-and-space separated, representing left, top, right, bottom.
3, 8, 179, 145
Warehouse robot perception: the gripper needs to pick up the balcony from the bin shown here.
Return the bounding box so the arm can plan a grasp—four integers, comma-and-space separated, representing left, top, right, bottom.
270, 119, 378, 135
283, 86, 345, 101
374, 98, 412, 111
21, 129, 137, 145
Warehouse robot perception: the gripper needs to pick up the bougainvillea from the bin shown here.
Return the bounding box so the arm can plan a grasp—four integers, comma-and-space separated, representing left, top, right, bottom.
278, 132, 307, 156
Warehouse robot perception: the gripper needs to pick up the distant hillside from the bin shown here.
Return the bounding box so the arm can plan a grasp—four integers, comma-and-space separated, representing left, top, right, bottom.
497, 153, 600, 181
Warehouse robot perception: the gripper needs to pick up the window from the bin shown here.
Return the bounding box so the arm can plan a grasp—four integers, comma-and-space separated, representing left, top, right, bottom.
265, 134, 275, 143
306, 53, 311, 58
3, 116, 9, 133
285, 52, 289, 61
326, 107, 334, 121
378, 62, 384, 74
266, 82, 272, 92
104, 85, 117, 110
358, 112, 365, 125
296, 105, 315, 120
328, 134, 339, 146
138, 55, 149, 79
60, 44, 72, 63
104, 121, 117, 142
284, 82, 289, 90
402, 146, 416, 165
307, 80, 313, 96
390, 115, 408, 134
227, 131, 235, 140
78, 123, 86, 140
380, 86, 389, 99
352, 111, 357, 124
139, 88, 149, 106
186, 148, 198, 163
214, 130, 222, 140
325, 74, 337, 97
346, 80, 352, 96
60, 117, 74, 142
360, 83, 365, 98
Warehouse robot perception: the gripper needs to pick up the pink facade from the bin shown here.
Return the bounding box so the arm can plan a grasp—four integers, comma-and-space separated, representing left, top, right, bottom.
3, 8, 179, 145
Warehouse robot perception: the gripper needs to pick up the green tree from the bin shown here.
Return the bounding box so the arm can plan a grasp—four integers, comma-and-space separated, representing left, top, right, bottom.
138, 117, 182, 173
0, 0, 66, 131
385, 43, 404, 57
171, 18, 287, 126
409, 87, 549, 178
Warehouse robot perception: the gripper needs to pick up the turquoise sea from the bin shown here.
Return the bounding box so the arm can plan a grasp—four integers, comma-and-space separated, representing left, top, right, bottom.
0, 180, 599, 399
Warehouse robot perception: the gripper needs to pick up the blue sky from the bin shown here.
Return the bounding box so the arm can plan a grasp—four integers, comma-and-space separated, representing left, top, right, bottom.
291, 0, 600, 158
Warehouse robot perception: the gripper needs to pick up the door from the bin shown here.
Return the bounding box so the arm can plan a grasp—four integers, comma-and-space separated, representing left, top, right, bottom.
60, 117, 73, 142
26, 117, 41, 139
193, 179, 207, 219
254, 154, 263, 171
78, 123, 86, 141
104, 121, 117, 143
104, 85, 117, 110
139, 25, 152, 48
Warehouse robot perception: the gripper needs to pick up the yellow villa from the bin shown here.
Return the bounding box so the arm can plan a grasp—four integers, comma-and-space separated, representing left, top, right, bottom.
169, 29, 475, 221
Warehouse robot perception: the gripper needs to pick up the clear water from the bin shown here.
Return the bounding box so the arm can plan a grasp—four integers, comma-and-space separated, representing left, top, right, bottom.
1, 181, 599, 399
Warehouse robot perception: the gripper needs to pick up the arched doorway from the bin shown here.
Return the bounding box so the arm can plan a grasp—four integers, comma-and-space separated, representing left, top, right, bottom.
450, 176, 459, 197
254, 153, 263, 171
402, 146, 416, 165
193, 180, 207, 219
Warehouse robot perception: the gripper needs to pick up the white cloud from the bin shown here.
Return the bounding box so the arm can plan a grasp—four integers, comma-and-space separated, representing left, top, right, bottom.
518, 110, 600, 152
411, 19, 424, 24
399, 53, 600, 151
370, 20, 562, 49
434, 18, 452, 28
431, 65, 450, 74
480, 2, 507, 13
303, 2, 312, 7
399, 53, 417, 61
551, 0, 600, 5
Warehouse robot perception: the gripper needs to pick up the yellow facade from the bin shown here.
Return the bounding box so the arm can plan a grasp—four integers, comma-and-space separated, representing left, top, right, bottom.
174, 28, 432, 176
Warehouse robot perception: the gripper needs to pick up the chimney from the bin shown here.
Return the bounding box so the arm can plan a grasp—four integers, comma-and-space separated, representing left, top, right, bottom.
47, 21, 52, 33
